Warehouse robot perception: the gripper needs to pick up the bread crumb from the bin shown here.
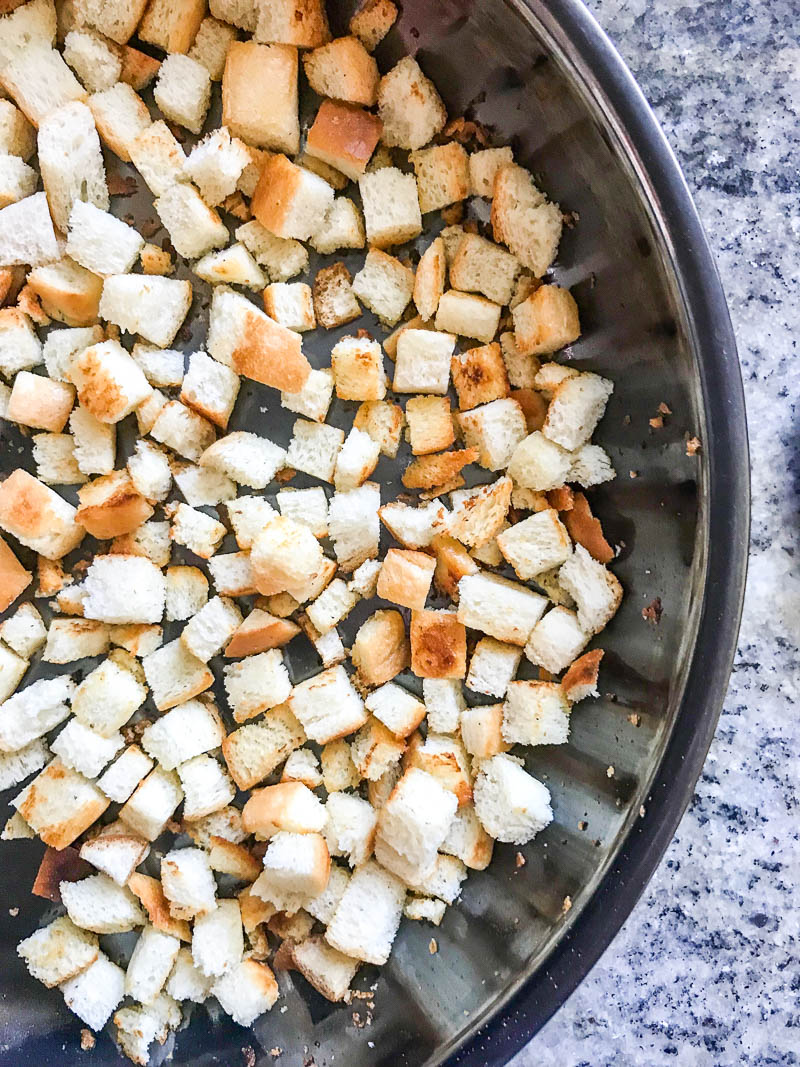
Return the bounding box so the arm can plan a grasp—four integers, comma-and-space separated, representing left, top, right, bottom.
515, 852, 526, 868
242, 1048, 256, 1067
606, 765, 615, 778
686, 435, 701, 455
561, 895, 572, 913
268, 1049, 282, 1059
80, 1029, 95, 1051
658, 402, 672, 415
629, 470, 638, 478
429, 938, 438, 954
628, 712, 641, 726
649, 415, 663, 429
8, 906, 18, 916
578, 820, 588, 831
642, 597, 663, 625
639, 805, 646, 818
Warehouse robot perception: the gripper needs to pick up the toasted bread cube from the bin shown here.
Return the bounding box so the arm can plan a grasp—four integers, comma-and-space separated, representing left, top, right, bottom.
51, 718, 124, 779
100, 275, 193, 349
328, 482, 380, 572
113, 995, 181, 1063
242, 780, 325, 837
255, 829, 330, 906
305, 578, 356, 636
358, 166, 422, 249
235, 221, 308, 282
525, 605, 590, 674
154, 181, 229, 261
404, 896, 446, 924
276, 486, 328, 539
0, 468, 84, 560
407, 607, 467, 681
281, 748, 322, 790
349, 0, 397, 49
208, 0, 257, 31
287, 935, 359, 1003
207, 837, 261, 881
405, 851, 467, 902
154, 53, 211, 135
435, 290, 501, 345
401, 448, 476, 491
410, 142, 469, 214
500, 330, 539, 390
142, 638, 214, 711
375, 767, 457, 883
0, 193, 59, 269
377, 55, 446, 149
108, 623, 163, 657
558, 544, 622, 635
66, 200, 144, 278
64, 339, 149, 425
501, 679, 571, 746
71, 658, 146, 738
0, 736, 48, 792
42, 325, 103, 383
466, 636, 522, 698
496, 509, 571, 580
491, 162, 563, 276
139, 0, 207, 53
431, 531, 478, 600
334, 427, 380, 491
161, 847, 217, 920
0, 41, 86, 129
324, 859, 404, 965
225, 495, 278, 550
212, 957, 278, 1026
469, 146, 514, 198
75, 471, 153, 539
172, 460, 234, 508
312, 261, 360, 329
560, 647, 603, 704
310, 196, 365, 254
365, 682, 425, 740
331, 336, 386, 402
302, 34, 377, 104
129, 120, 187, 197
317, 741, 358, 795
223, 648, 292, 723
206, 551, 256, 598
376, 548, 435, 611
188, 16, 237, 79
450, 233, 520, 307
457, 571, 547, 645
353, 399, 404, 459
41, 617, 109, 663
179, 754, 236, 820
126, 873, 191, 942
289, 665, 367, 744
352, 248, 414, 327
507, 430, 572, 491
136, 389, 168, 435
164, 567, 208, 624
14, 759, 109, 849
81, 554, 166, 625
18, 915, 98, 989
458, 397, 527, 471
61, 951, 126, 1031
460, 703, 507, 759
222, 705, 305, 790
25, 257, 103, 328
474, 752, 552, 844
184, 126, 250, 205
377, 500, 445, 553
166, 946, 213, 1002
349, 717, 404, 782
351, 609, 408, 688
393, 329, 455, 395
413, 235, 445, 322
87, 83, 150, 163
7, 372, 74, 433
254, 0, 329, 46
262, 281, 315, 332
151, 401, 216, 463
303, 620, 346, 668
180, 596, 241, 663
348, 559, 385, 598
222, 41, 298, 152
200, 431, 285, 490
117, 46, 159, 93
130, 344, 184, 390
402, 394, 452, 454
0, 602, 43, 657
97, 746, 153, 803
569, 443, 615, 488
513, 283, 580, 356
542, 371, 614, 451
280, 366, 333, 425
306, 99, 381, 181
252, 153, 334, 241
0, 675, 73, 752
0, 307, 43, 378
250, 514, 326, 599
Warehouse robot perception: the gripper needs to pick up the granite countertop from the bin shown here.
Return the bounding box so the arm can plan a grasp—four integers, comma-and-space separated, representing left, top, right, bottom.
514, 0, 798, 1063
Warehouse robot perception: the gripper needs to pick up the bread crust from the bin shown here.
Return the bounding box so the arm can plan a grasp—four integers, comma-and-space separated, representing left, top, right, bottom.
306, 100, 382, 181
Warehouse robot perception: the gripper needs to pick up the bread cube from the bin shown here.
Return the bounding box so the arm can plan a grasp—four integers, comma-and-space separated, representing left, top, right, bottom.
365, 682, 425, 739
108, 623, 163, 657
25, 256, 103, 328
351, 609, 408, 688
542, 371, 614, 452
449, 233, 519, 308
400, 396, 451, 457
151, 402, 216, 466
252, 153, 334, 241
63, 340, 145, 426
0, 468, 84, 559
81, 554, 166, 625
242, 780, 325, 839
222, 41, 298, 153
17, 915, 98, 989
256, 829, 330, 907
250, 513, 327, 599
289, 665, 367, 744
188, 16, 237, 80
491, 161, 564, 276
190, 898, 243, 983
375, 767, 457, 883
154, 53, 211, 135
129, 120, 187, 197
0, 602, 44, 658
141, 638, 214, 712
87, 83, 150, 163
223, 648, 292, 722
113, 994, 181, 1063
501, 679, 571, 746
199, 431, 285, 491
161, 848, 217, 920
184, 126, 250, 205
42, 325, 103, 383
236, 219, 309, 281
0, 153, 35, 208
60, 951, 126, 1031
303, 34, 377, 104
351, 248, 414, 327
166, 946, 213, 1003
212, 957, 278, 1026
349, 0, 397, 50
525, 605, 590, 674
0, 308, 42, 379
499, 330, 538, 390
97, 746, 153, 803
324, 859, 404, 965
413, 235, 446, 322
41, 617, 109, 663
378, 502, 445, 554
154, 181, 229, 261
310, 196, 365, 254
262, 281, 314, 332
408, 607, 466, 679
466, 636, 522, 698
139, 0, 207, 53
75, 471, 153, 539
0, 675, 74, 753
349, 717, 404, 782
496, 509, 571, 579
435, 290, 501, 345
334, 427, 380, 491
276, 486, 328, 539
140, 699, 224, 772
393, 329, 455, 395
6, 372, 73, 434
377, 56, 446, 150
70, 659, 146, 740
457, 571, 547, 645
312, 261, 361, 329
0, 99, 35, 159
473, 753, 552, 844
557, 544, 622, 635
353, 400, 404, 458
179, 754, 236, 820
225, 495, 277, 551
358, 166, 422, 248
0, 732, 45, 787
100, 275, 193, 349
321, 792, 375, 870
506, 430, 571, 491
284, 418, 344, 484
513, 283, 580, 356
306, 99, 381, 182
280, 367, 333, 424
50, 715, 123, 779
178, 596, 240, 663
410, 142, 469, 214
222, 706, 305, 791
253, 0, 329, 45
66, 200, 143, 278
458, 397, 527, 471
14, 758, 110, 850
469, 146, 514, 198
376, 548, 435, 611
460, 703, 507, 760
328, 482, 380, 572
330, 336, 385, 402
0, 192, 59, 269
569, 443, 615, 489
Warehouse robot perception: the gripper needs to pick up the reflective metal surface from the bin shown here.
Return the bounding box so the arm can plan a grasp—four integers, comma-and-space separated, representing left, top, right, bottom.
0, 1, 748, 1064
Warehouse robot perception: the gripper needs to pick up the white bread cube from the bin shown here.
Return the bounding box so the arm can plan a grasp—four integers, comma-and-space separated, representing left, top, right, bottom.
393, 329, 455, 395
323, 792, 376, 868
43, 325, 103, 382
306, 578, 357, 635
138, 0, 207, 52
285, 418, 344, 483
410, 142, 469, 213
223, 648, 292, 723
82, 555, 165, 625
67, 340, 150, 424
276, 486, 328, 538
444, 476, 512, 550
289, 665, 367, 745
63, 29, 122, 92
70, 406, 116, 476
0, 153, 36, 208
467, 637, 522, 698
491, 163, 563, 276
375, 767, 457, 883
252, 153, 334, 242
113, 994, 181, 1066
569, 443, 615, 488
189, 16, 237, 80
311, 196, 365, 254
222, 40, 298, 153
525, 606, 590, 673
61, 952, 125, 1031
125, 925, 181, 1006
303, 861, 350, 925
31, 432, 84, 485
406, 853, 466, 903
61, 872, 145, 934
227, 496, 279, 552
179, 754, 236, 819
496, 509, 571, 579
0, 736, 47, 791
328, 482, 380, 572
281, 366, 334, 423
458, 398, 527, 471
302, 35, 377, 104
127, 440, 171, 502
72, 658, 147, 737
222, 707, 305, 791
473, 752, 552, 844
441, 803, 494, 869
282, 748, 322, 789
142, 638, 214, 711
77, 0, 148, 45
161, 847, 217, 920
165, 565, 209, 622
97, 745, 153, 803
500, 330, 539, 389
236, 219, 308, 281
379, 499, 445, 550
181, 596, 241, 663
365, 682, 425, 739
1, 44, 86, 128
501, 678, 571, 747
155, 182, 228, 260
469, 146, 514, 198
320, 738, 360, 793
405, 896, 446, 924
99, 275, 193, 349
185, 125, 250, 205
212, 957, 278, 1026
263, 281, 315, 331
358, 166, 422, 249
7, 372, 75, 432
325, 859, 405, 965
377, 56, 446, 150
200, 431, 285, 489
88, 83, 150, 163
18, 915, 98, 989
0, 191, 59, 266
0, 310, 43, 381
119, 766, 183, 840
51, 718, 123, 778
209, 0, 257, 31
154, 53, 211, 135
557, 544, 623, 634
207, 550, 256, 597
542, 371, 614, 451
12, 757, 109, 848
457, 571, 547, 645
129, 119, 187, 197
41, 617, 109, 663
459, 703, 507, 759
139, 241, 173, 275
0, 468, 84, 560
66, 200, 143, 277
167, 946, 213, 1003
257, 830, 330, 904
172, 462, 235, 507
142, 699, 224, 771
507, 430, 572, 490
176, 351, 239, 431
0, 99, 35, 159
191, 898, 242, 980
1, 603, 46, 659
79, 824, 149, 886
305, 622, 346, 669
450, 233, 520, 307
420, 677, 463, 735
108, 624, 163, 657
334, 427, 380, 491
249, 514, 327, 599
289, 936, 359, 1003
352, 248, 414, 327
435, 290, 501, 344
151, 402, 216, 463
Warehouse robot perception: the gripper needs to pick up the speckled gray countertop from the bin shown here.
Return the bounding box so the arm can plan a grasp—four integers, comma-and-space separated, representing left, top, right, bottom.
513, 0, 799, 1064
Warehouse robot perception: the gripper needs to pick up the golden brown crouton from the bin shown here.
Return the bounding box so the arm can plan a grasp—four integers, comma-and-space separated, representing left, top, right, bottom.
402, 448, 478, 490
451, 343, 510, 411
405, 395, 455, 455
351, 609, 409, 687
410, 609, 467, 679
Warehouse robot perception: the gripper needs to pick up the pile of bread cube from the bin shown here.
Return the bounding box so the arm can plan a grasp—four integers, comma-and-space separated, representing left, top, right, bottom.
0, 0, 623, 1061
